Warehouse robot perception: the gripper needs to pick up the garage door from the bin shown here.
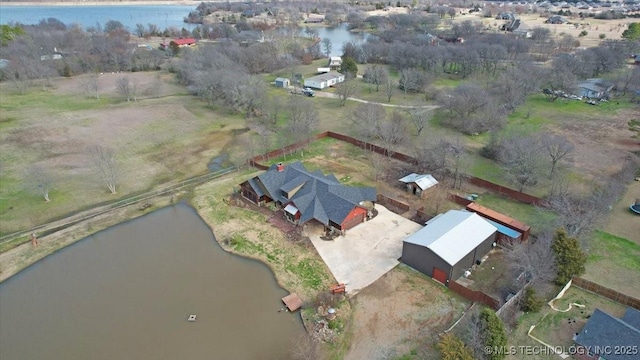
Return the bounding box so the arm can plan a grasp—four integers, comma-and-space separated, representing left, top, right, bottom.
433, 267, 447, 284
342, 213, 364, 231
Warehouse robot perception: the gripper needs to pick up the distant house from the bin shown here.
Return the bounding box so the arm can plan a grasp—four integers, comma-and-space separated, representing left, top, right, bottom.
161, 38, 196, 50
574, 307, 640, 360
577, 78, 614, 99
496, 12, 516, 20
303, 72, 345, 89
398, 173, 438, 198
328, 56, 342, 70
240, 162, 377, 234
401, 210, 498, 285
545, 15, 568, 24
275, 77, 290, 88
304, 16, 324, 24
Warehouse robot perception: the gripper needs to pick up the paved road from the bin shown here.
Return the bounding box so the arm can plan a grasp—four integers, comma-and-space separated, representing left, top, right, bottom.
313, 91, 441, 110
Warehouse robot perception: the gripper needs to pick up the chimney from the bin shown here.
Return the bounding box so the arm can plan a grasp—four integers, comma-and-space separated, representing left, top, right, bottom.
277, 163, 284, 172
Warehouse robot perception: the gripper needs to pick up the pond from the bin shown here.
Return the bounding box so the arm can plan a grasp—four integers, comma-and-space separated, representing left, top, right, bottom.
0, 204, 302, 360
304, 23, 370, 57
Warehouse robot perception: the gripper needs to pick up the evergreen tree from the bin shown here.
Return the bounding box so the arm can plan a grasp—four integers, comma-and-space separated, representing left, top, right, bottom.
339, 57, 358, 79
622, 23, 640, 40
479, 308, 508, 360
551, 229, 586, 285
437, 333, 474, 360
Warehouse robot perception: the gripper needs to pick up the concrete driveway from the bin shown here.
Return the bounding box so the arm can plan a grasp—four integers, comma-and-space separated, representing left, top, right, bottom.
308, 205, 422, 294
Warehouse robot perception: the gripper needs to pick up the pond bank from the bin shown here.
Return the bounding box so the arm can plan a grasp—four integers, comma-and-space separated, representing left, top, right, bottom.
0, 189, 183, 283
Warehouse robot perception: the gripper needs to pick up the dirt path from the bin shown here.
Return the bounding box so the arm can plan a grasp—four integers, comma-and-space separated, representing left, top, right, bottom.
344, 267, 468, 360
314, 91, 441, 110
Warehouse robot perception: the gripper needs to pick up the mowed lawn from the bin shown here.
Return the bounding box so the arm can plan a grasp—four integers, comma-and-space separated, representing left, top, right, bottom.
583, 231, 640, 299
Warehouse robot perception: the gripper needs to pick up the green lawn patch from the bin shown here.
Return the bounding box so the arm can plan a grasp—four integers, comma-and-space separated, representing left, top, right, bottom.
0, 91, 113, 113
474, 192, 555, 228
588, 231, 640, 272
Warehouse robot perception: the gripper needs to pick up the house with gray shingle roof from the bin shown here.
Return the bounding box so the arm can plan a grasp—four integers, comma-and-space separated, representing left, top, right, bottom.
240, 162, 376, 233
573, 307, 640, 360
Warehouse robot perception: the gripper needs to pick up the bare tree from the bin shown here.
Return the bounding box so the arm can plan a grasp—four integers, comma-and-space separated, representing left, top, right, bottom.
369, 152, 389, 182
116, 76, 138, 102
362, 65, 387, 92
505, 233, 557, 288
80, 73, 100, 100
405, 109, 432, 136
286, 97, 319, 153
448, 137, 467, 189
321, 38, 332, 58
540, 134, 574, 178
335, 79, 358, 106
351, 103, 385, 145
27, 165, 53, 202
385, 78, 395, 102
499, 136, 545, 192
375, 111, 407, 158
86, 144, 120, 194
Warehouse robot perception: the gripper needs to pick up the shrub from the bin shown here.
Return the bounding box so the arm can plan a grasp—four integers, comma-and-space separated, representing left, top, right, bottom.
579, 30, 588, 37
520, 287, 544, 312
552, 229, 586, 285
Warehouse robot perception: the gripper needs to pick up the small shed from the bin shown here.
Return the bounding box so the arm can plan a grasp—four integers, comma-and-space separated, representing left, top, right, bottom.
398, 173, 438, 198
282, 293, 303, 312
401, 210, 497, 285
275, 77, 290, 88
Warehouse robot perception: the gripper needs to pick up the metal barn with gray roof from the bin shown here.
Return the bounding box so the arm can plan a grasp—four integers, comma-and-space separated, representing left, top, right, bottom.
401, 210, 497, 285
240, 162, 376, 233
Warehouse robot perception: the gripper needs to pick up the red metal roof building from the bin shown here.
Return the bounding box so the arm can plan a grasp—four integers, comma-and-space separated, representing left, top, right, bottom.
465, 202, 530, 242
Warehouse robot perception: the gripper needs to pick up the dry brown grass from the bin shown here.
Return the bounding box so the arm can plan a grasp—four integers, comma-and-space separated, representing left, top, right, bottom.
0, 72, 243, 235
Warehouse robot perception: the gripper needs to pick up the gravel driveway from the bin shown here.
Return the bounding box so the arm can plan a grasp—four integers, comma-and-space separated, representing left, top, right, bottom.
308, 205, 422, 294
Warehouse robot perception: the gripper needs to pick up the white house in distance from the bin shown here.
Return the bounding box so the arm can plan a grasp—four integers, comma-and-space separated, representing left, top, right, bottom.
329, 56, 342, 70
304, 72, 345, 90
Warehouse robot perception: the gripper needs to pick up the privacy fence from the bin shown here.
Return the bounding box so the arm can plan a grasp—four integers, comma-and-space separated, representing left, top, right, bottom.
572, 277, 640, 310
249, 131, 541, 208
449, 281, 500, 310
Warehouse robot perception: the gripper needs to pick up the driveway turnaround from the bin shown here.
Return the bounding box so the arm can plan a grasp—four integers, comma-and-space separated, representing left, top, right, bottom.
308, 205, 423, 294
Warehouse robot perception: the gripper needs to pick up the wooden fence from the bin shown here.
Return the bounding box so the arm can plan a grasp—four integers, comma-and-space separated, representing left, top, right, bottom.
449, 281, 500, 310
249, 131, 542, 208
376, 194, 410, 213
448, 193, 474, 206
467, 177, 542, 206
572, 277, 640, 310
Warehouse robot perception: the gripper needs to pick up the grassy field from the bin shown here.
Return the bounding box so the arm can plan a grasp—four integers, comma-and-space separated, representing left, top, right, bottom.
0, 74, 243, 236
582, 231, 640, 299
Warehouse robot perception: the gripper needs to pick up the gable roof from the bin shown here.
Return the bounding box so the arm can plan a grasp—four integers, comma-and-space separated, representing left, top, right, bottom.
578, 78, 613, 92
305, 72, 344, 83
399, 173, 438, 190
404, 210, 497, 266
575, 308, 640, 360
249, 162, 376, 226
172, 38, 196, 46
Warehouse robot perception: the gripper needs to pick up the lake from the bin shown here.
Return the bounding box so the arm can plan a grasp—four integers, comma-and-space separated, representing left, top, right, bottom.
305, 24, 370, 57
0, 4, 198, 30
0, 204, 302, 360
0, 5, 367, 56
